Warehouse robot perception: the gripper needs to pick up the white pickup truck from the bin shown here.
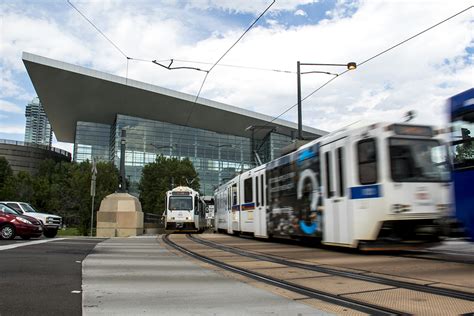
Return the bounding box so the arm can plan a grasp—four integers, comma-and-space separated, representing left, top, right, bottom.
0, 202, 62, 238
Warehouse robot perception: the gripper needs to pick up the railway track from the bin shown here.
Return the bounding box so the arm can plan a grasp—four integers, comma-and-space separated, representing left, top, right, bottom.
399, 248, 474, 265
163, 234, 403, 315
187, 234, 474, 302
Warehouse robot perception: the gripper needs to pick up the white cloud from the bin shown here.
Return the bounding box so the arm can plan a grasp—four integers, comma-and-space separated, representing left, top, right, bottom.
1, 125, 24, 134
0, 99, 23, 114
0, 0, 473, 143
294, 9, 307, 17
183, 0, 319, 14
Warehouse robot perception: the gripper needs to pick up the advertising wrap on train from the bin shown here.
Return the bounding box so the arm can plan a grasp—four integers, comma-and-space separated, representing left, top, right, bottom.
267, 144, 323, 238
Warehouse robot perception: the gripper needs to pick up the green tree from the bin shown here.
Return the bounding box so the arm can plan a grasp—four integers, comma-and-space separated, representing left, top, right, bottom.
0, 158, 119, 236
69, 161, 119, 235
0, 157, 13, 199
2, 171, 34, 202
139, 156, 200, 215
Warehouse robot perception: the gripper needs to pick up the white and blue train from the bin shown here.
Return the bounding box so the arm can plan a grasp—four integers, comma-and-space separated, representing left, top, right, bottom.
215, 122, 451, 249
165, 186, 208, 232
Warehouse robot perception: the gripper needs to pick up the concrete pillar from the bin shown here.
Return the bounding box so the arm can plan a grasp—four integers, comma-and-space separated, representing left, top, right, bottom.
96, 193, 144, 237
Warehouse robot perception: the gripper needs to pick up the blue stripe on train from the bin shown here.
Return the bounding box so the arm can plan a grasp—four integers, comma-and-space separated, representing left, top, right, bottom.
350, 184, 381, 199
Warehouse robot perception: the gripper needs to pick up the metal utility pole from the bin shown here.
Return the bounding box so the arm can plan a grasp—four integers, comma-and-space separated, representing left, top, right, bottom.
90, 157, 97, 237
296, 61, 357, 140
119, 129, 127, 192
297, 61, 303, 140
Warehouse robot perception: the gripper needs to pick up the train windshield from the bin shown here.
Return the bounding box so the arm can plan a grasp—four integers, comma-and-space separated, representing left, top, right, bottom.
389, 138, 450, 182
168, 196, 193, 211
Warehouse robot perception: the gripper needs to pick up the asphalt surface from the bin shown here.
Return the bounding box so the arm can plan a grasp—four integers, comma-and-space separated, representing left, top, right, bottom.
0, 237, 105, 316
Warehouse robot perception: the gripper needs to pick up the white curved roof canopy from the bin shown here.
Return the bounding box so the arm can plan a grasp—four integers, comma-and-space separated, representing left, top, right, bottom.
22, 52, 327, 143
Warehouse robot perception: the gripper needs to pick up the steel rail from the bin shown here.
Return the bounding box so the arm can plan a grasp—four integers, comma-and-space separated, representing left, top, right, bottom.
163, 234, 403, 316
188, 234, 474, 302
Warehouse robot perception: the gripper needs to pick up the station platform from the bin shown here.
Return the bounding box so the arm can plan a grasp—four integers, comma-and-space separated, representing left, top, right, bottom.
82, 236, 328, 315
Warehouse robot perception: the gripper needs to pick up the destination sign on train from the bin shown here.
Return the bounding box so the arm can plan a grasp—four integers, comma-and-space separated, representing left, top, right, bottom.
392, 124, 433, 137
172, 191, 191, 195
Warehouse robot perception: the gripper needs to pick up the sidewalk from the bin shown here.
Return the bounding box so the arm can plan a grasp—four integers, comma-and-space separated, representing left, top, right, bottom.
82, 236, 329, 315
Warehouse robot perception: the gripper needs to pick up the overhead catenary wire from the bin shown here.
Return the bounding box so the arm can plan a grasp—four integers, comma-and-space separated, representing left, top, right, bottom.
267, 5, 473, 128
173, 0, 275, 148
173, 59, 295, 74
67, 0, 128, 59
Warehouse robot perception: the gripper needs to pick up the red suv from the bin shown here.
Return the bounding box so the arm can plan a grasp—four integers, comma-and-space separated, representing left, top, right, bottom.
0, 203, 43, 240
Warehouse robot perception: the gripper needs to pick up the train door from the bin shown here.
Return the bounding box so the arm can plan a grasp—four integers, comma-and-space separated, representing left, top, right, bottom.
254, 168, 268, 238
231, 181, 240, 232
227, 186, 233, 234
321, 138, 352, 245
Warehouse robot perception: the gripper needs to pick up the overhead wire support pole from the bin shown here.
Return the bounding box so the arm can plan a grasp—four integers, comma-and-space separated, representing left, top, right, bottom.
268, 5, 472, 135
297, 61, 302, 140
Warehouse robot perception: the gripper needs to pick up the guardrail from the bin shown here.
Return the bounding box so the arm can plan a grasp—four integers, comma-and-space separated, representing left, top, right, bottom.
144, 212, 162, 224
0, 139, 72, 158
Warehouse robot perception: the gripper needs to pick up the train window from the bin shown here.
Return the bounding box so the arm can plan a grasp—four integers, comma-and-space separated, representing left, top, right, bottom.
260, 175, 264, 205
256, 176, 260, 207
244, 178, 253, 203
325, 152, 333, 198
232, 184, 238, 205
337, 147, 345, 197
358, 139, 378, 184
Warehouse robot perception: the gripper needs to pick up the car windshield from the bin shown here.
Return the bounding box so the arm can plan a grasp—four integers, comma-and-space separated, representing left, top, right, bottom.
20, 203, 37, 212
168, 196, 193, 211
389, 138, 450, 182
0, 203, 20, 215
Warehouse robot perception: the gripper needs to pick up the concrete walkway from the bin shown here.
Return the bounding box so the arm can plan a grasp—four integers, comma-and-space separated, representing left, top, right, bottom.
82, 236, 329, 315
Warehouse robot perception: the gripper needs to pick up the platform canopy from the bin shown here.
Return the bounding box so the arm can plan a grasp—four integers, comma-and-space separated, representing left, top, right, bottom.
23, 52, 326, 143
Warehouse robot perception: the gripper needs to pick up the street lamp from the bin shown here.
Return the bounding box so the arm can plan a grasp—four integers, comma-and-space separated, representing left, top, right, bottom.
208, 144, 234, 184
296, 61, 357, 140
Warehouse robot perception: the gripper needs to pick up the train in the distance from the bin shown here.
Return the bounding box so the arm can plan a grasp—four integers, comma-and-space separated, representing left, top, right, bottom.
214, 121, 451, 250
165, 186, 209, 232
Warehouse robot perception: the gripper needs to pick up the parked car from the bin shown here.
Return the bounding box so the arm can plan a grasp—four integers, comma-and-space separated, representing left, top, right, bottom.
0, 203, 43, 240
0, 202, 62, 238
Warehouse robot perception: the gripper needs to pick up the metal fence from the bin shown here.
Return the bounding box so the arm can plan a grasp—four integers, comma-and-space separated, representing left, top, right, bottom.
144, 212, 163, 226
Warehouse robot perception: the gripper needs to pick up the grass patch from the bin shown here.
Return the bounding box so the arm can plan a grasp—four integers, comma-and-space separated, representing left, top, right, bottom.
57, 227, 81, 236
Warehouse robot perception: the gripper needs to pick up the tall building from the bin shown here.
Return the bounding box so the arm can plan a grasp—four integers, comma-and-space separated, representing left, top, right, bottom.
23, 52, 327, 196
24, 97, 52, 146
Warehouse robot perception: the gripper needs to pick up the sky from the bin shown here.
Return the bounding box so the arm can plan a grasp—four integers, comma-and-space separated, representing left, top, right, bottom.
1, 0, 473, 154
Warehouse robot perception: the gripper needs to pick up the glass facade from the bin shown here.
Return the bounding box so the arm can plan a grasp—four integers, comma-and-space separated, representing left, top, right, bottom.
74, 114, 294, 196
74, 121, 111, 163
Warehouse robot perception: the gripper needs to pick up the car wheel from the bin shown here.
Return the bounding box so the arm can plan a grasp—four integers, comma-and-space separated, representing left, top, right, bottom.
0, 224, 16, 240
43, 228, 58, 238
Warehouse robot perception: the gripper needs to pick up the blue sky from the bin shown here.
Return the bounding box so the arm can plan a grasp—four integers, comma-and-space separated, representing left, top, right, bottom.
1, 1, 473, 152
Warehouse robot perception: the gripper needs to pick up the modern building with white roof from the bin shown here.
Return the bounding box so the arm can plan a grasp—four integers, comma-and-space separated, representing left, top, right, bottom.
22, 52, 326, 195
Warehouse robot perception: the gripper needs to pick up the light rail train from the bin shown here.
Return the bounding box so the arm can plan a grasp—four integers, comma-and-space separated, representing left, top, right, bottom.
215, 122, 451, 249
447, 88, 474, 240
165, 186, 208, 232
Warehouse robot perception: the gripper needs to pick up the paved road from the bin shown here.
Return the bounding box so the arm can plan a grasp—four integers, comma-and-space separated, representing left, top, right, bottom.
0, 238, 104, 316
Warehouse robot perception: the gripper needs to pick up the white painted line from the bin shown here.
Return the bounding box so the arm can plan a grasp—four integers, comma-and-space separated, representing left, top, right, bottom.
71, 290, 82, 294
75, 261, 81, 263
0, 238, 66, 251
